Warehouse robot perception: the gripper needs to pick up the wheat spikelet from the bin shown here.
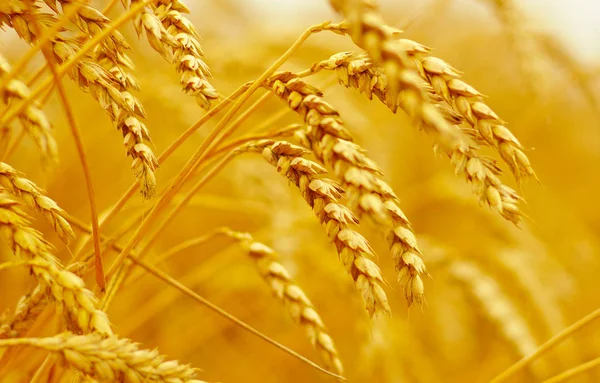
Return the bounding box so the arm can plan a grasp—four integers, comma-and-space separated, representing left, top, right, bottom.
264, 72, 426, 305
0, 284, 48, 339
126, 0, 219, 108
311, 53, 524, 224
222, 228, 343, 374
0, 161, 75, 242
0, 196, 112, 335
1, 3, 159, 199
241, 139, 390, 317
403, 41, 536, 182
0, 332, 206, 382
0, 54, 58, 162
327, 0, 463, 149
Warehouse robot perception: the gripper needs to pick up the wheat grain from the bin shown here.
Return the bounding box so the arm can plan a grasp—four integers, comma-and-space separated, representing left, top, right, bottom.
0, 332, 206, 382
241, 139, 390, 317
0, 196, 111, 335
0, 161, 75, 242
264, 72, 426, 305
0, 54, 58, 162
222, 228, 343, 374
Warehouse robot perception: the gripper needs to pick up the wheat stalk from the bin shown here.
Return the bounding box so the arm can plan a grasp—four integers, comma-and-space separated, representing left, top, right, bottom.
0, 332, 206, 382
0, 196, 111, 335
241, 139, 389, 317
0, 161, 75, 242
0, 53, 58, 162
222, 228, 343, 374
264, 72, 426, 305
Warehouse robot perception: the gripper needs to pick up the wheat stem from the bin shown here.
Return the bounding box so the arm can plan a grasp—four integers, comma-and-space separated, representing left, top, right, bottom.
25, 2, 105, 289
490, 307, 600, 383
540, 356, 600, 383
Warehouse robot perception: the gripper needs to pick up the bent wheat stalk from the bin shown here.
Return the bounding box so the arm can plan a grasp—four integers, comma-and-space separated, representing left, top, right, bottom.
310, 53, 524, 224
264, 72, 426, 305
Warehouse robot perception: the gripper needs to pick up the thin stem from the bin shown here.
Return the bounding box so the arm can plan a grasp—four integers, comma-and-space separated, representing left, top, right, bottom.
131, 258, 345, 380
490, 307, 600, 383
26, 3, 105, 290
541, 356, 600, 383
103, 0, 121, 13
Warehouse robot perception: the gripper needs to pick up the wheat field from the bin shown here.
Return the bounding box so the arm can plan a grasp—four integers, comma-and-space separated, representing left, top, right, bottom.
0, 0, 599, 382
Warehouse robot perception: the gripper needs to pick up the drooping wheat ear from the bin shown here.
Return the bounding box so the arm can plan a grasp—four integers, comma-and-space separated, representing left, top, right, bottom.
0, 162, 75, 242
311, 53, 524, 224
0, 332, 206, 382
264, 72, 425, 305
0, 196, 112, 335
0, 284, 49, 339
222, 228, 343, 375
327, 0, 463, 148
127, 0, 219, 108
0, 54, 58, 162
402, 40, 536, 182
240, 139, 389, 317
448, 260, 541, 369
1, 4, 159, 199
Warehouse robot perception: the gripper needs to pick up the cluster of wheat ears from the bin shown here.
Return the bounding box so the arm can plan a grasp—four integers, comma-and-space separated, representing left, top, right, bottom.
0, 0, 598, 382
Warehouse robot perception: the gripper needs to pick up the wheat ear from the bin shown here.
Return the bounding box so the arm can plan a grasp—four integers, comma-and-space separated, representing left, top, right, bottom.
0, 161, 75, 242
0, 53, 58, 162
264, 72, 426, 305
1, 4, 159, 198
0, 284, 48, 339
327, 0, 463, 148
127, 0, 219, 107
241, 139, 389, 317
222, 228, 343, 374
310, 53, 524, 224
0, 332, 205, 382
0, 196, 111, 335
403, 40, 536, 182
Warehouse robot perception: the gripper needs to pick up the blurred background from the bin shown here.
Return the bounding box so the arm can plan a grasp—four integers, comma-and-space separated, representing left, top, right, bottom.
1, 0, 599, 382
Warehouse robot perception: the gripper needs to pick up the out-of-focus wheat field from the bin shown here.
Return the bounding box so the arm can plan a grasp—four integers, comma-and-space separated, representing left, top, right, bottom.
1, 0, 600, 382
